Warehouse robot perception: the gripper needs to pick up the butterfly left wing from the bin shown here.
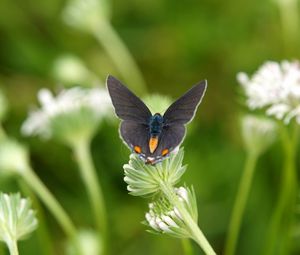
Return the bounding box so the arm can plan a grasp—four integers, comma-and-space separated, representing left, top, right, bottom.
163, 80, 207, 125
120, 120, 150, 157
107, 75, 152, 124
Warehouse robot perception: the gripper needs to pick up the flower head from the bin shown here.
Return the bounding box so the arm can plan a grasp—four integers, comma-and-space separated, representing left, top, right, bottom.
21, 86, 112, 146
66, 229, 102, 255
238, 60, 300, 124
0, 193, 38, 245
0, 138, 30, 176
52, 54, 99, 87
145, 186, 197, 238
241, 115, 277, 155
123, 148, 186, 196
63, 0, 110, 32
143, 94, 172, 115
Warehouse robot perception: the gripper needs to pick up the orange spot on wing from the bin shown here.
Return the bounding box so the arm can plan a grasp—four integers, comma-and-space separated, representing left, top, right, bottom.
162, 148, 169, 156
149, 136, 158, 153
134, 146, 142, 154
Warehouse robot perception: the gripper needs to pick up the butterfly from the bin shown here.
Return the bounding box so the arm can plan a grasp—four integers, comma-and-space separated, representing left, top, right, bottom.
107, 75, 207, 164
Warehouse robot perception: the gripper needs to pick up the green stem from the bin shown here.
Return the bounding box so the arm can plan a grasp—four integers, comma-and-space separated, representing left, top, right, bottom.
181, 239, 194, 255
160, 183, 216, 255
18, 180, 54, 255
7, 240, 19, 255
20, 168, 79, 248
92, 21, 147, 94
0, 123, 6, 140
264, 124, 298, 255
73, 139, 107, 252
224, 152, 258, 255
277, 0, 299, 54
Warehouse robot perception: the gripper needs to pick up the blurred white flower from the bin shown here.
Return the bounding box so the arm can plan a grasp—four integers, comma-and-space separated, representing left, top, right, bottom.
52, 54, 99, 87
238, 60, 300, 124
0, 193, 38, 253
21, 86, 112, 146
0, 138, 30, 176
241, 115, 277, 155
66, 229, 102, 255
145, 186, 198, 238
63, 0, 110, 32
143, 94, 172, 115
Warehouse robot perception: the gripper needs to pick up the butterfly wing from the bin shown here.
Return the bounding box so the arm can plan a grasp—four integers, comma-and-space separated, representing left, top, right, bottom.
163, 80, 207, 125
120, 120, 150, 156
151, 125, 186, 159
107, 75, 152, 124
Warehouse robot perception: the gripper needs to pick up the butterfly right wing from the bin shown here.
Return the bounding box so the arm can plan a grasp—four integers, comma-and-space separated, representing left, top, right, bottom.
107, 75, 152, 124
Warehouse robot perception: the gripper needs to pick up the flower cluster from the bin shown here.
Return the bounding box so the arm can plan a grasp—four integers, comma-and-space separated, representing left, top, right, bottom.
0, 193, 38, 248
145, 186, 198, 238
241, 115, 277, 155
21, 86, 112, 145
52, 55, 98, 87
0, 138, 29, 176
238, 60, 300, 124
123, 149, 186, 196
63, 0, 110, 32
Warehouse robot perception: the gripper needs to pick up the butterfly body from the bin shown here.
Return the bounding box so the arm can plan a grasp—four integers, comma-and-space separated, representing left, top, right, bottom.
107, 75, 207, 164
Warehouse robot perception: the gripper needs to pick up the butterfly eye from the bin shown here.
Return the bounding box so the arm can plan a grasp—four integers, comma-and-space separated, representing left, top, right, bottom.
161, 149, 169, 156
134, 146, 142, 154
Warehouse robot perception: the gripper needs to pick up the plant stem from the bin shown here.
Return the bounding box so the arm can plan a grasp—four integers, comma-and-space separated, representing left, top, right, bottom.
160, 183, 216, 255
73, 138, 107, 252
7, 240, 19, 255
277, 0, 299, 54
224, 152, 258, 255
18, 180, 54, 255
20, 168, 79, 248
264, 124, 298, 255
92, 21, 147, 95
182, 239, 194, 255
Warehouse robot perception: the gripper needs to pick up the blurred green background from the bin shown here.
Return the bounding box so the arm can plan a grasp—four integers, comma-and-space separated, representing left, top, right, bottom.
0, 0, 300, 254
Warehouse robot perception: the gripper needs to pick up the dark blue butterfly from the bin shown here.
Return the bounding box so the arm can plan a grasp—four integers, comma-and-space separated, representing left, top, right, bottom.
107, 75, 207, 164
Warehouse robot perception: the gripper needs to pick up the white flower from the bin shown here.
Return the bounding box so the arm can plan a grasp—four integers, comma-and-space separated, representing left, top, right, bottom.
0, 139, 30, 176
145, 188, 197, 239
52, 55, 99, 86
66, 229, 102, 255
241, 115, 277, 155
63, 0, 110, 32
123, 149, 186, 197
21, 86, 112, 145
238, 60, 300, 124
143, 94, 172, 115
0, 193, 38, 249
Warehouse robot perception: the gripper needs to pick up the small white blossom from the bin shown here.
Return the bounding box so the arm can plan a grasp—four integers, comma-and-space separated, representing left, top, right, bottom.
21, 86, 112, 145
238, 60, 300, 124
144, 193, 196, 238
52, 55, 99, 86
143, 94, 172, 115
123, 149, 186, 196
63, 0, 110, 32
241, 115, 277, 155
66, 229, 102, 255
0, 139, 30, 176
0, 193, 38, 250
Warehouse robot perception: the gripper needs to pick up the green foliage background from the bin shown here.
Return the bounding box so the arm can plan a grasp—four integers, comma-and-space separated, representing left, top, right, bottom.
0, 0, 299, 254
